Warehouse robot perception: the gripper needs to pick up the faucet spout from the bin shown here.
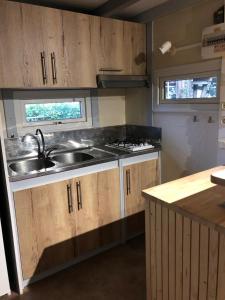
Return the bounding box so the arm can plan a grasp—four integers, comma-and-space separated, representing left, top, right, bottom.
35, 129, 45, 156
22, 133, 42, 158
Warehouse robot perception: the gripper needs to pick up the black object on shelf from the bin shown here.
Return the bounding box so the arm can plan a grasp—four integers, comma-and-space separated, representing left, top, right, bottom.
214, 6, 224, 24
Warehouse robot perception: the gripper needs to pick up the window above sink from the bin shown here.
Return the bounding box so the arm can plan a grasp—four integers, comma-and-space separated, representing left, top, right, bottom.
24, 100, 86, 125
12, 97, 93, 136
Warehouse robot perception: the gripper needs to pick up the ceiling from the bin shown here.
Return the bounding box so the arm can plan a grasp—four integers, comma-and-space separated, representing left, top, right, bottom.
12, 0, 170, 20
115, 0, 168, 18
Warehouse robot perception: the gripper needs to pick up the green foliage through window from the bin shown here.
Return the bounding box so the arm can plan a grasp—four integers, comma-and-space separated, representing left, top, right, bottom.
25, 102, 83, 123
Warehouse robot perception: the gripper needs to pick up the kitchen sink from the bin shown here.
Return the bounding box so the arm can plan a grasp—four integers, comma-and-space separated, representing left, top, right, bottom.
52, 152, 94, 165
9, 158, 55, 175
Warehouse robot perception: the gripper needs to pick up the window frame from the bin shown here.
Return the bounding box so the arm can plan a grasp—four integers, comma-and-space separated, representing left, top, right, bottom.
159, 71, 220, 104
14, 98, 93, 136
22, 99, 87, 126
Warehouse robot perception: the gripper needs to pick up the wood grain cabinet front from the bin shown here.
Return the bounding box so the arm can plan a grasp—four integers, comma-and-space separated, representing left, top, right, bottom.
0, 2, 68, 88
14, 168, 121, 280
0, 1, 146, 88
14, 180, 76, 279
72, 168, 121, 256
124, 159, 159, 216
97, 17, 146, 75
62, 11, 99, 88
124, 159, 159, 237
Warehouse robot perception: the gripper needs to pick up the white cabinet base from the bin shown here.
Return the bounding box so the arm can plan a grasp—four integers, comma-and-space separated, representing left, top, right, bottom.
0, 221, 10, 297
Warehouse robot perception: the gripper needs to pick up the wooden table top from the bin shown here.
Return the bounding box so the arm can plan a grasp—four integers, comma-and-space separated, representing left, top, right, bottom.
143, 166, 225, 230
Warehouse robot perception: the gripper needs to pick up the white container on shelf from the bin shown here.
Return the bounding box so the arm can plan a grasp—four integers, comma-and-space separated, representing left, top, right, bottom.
0, 220, 10, 297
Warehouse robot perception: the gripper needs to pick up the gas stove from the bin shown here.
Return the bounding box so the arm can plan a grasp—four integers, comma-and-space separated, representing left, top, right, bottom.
105, 139, 155, 152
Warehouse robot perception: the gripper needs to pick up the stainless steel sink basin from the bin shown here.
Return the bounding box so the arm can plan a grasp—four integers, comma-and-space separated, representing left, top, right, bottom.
52, 152, 94, 165
9, 158, 55, 175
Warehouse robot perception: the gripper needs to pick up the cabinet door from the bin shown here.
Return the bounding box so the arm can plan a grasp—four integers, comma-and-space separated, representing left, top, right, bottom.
124, 22, 146, 75
14, 180, 76, 279
41, 6, 67, 88
0, 1, 67, 88
62, 11, 98, 88
73, 168, 121, 254
97, 168, 121, 246
73, 173, 100, 255
0, 1, 46, 88
124, 159, 159, 216
97, 17, 126, 74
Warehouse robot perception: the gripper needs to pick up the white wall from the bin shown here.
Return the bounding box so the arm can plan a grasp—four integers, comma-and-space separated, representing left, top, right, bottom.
97, 89, 126, 127
152, 0, 223, 182
154, 112, 219, 182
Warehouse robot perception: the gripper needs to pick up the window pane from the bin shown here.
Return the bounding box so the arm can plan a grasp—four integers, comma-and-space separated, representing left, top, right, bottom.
25, 102, 82, 123
164, 76, 218, 100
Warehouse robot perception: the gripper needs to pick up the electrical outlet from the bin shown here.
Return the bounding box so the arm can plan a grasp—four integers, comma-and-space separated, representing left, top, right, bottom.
222, 103, 225, 110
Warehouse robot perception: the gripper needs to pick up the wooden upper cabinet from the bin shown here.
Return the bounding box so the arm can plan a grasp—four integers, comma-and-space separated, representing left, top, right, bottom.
0, 1, 66, 88
124, 21, 146, 75
40, 6, 67, 88
14, 180, 76, 279
97, 18, 146, 75
124, 159, 159, 216
97, 17, 126, 74
0, 1, 146, 88
62, 12, 98, 88
0, 1, 25, 87
22, 4, 67, 88
0, 1, 46, 88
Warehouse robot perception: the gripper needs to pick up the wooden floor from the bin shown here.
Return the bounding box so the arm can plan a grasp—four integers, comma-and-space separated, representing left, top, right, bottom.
2, 236, 146, 300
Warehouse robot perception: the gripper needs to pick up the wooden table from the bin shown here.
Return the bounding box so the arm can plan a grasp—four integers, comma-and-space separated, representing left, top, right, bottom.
143, 166, 225, 300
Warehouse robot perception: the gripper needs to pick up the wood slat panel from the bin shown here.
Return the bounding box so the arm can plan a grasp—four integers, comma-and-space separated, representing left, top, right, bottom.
146, 199, 225, 300
207, 229, 219, 300
199, 225, 209, 300
145, 205, 151, 300
217, 233, 225, 300
168, 210, 176, 300
183, 217, 191, 300
190, 221, 200, 300
162, 206, 169, 300
176, 213, 183, 300
156, 203, 162, 300
150, 200, 156, 300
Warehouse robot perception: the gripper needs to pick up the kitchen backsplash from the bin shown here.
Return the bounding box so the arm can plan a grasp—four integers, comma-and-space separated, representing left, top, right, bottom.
5, 125, 161, 160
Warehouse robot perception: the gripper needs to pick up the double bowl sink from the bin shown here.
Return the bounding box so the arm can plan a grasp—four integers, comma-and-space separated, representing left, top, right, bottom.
8, 148, 117, 180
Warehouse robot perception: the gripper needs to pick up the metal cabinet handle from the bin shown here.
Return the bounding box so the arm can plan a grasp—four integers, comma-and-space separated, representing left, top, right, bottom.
126, 169, 131, 195
67, 184, 73, 214
76, 181, 82, 210
99, 68, 123, 72
40, 51, 47, 85
51, 52, 57, 84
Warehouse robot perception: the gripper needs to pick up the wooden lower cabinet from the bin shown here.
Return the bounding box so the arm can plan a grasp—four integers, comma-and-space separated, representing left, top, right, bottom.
14, 180, 76, 279
124, 159, 159, 237
14, 168, 121, 280
73, 168, 121, 255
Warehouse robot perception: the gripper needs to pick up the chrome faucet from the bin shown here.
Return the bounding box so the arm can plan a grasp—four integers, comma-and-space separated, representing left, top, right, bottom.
22, 129, 58, 159
35, 129, 45, 158
21, 133, 43, 159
